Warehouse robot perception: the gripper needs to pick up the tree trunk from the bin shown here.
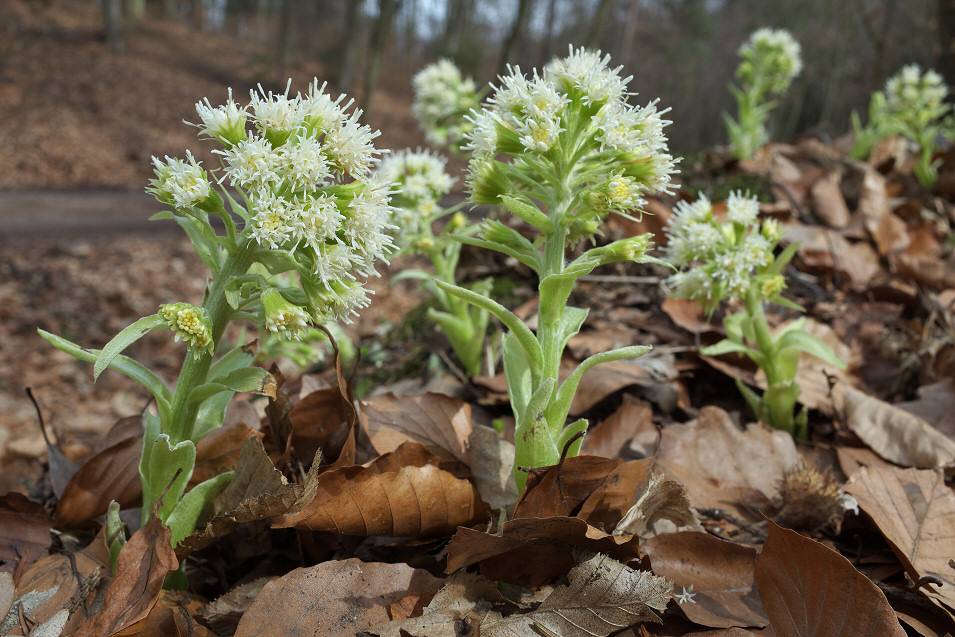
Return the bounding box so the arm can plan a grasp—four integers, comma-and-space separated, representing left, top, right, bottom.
940, 0, 955, 94
497, 0, 534, 78
127, 0, 146, 24
537, 0, 559, 67
339, 0, 361, 92
278, 0, 298, 75
104, 0, 124, 53
585, 0, 616, 49
361, 0, 399, 119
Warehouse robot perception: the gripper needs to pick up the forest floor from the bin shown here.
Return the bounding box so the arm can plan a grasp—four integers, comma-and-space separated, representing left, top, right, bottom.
3, 1, 955, 636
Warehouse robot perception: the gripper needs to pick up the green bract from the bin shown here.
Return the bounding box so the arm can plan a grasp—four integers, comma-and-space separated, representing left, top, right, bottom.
663, 192, 845, 438
724, 28, 802, 160
448, 46, 675, 489
40, 79, 394, 547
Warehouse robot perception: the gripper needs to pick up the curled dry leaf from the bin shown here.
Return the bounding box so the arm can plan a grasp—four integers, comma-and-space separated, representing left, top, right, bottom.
288, 382, 356, 469
810, 170, 851, 228
613, 473, 704, 539
896, 379, 955, 440
0, 493, 53, 574
842, 386, 955, 469
754, 519, 906, 636
576, 458, 655, 531
446, 516, 641, 587
76, 514, 179, 637
514, 455, 623, 519
190, 421, 263, 486
467, 425, 518, 511
232, 558, 442, 637
0, 572, 13, 620
360, 392, 473, 466
844, 465, 955, 615
655, 407, 798, 522
641, 531, 767, 629
199, 577, 272, 636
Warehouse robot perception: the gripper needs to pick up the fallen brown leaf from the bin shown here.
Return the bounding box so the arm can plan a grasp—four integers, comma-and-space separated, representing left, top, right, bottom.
584, 394, 656, 459
76, 514, 179, 636
754, 519, 906, 636
113, 590, 213, 636
896, 379, 955, 439
467, 425, 518, 511
514, 455, 623, 519
0, 493, 52, 575
190, 421, 263, 486
642, 531, 766, 629
842, 386, 955, 469
844, 465, 955, 615
809, 170, 851, 228
198, 577, 271, 636
577, 458, 655, 531
232, 559, 442, 637
446, 516, 641, 587
360, 392, 473, 466
613, 473, 704, 539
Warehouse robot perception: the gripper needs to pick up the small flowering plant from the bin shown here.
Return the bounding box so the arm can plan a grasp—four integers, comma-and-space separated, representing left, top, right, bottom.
448, 47, 676, 489
412, 59, 482, 153
851, 64, 954, 188
377, 149, 492, 376
40, 80, 394, 544
724, 28, 802, 160
664, 192, 845, 438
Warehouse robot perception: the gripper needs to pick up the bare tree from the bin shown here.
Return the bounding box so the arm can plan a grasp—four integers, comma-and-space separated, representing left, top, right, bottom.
104, 0, 123, 53
339, 0, 362, 92
278, 0, 298, 75
362, 0, 400, 118
497, 0, 534, 78
586, 0, 616, 49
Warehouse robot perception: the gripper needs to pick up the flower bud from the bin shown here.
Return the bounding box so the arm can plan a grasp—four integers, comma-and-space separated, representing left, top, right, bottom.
159, 302, 214, 357
147, 151, 219, 213
261, 290, 310, 340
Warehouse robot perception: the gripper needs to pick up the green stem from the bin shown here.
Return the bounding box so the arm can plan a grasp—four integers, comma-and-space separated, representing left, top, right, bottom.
166, 239, 255, 443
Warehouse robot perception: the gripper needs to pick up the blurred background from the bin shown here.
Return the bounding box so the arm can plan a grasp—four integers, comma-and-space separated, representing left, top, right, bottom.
0, 0, 945, 191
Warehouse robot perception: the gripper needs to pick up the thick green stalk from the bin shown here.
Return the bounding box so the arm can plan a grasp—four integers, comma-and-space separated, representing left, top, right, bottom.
166, 239, 255, 443
744, 286, 796, 433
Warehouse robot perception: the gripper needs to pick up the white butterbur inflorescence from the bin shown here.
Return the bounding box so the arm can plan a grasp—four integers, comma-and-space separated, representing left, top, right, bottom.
376, 148, 455, 239
412, 59, 481, 151
664, 192, 783, 314
737, 28, 802, 96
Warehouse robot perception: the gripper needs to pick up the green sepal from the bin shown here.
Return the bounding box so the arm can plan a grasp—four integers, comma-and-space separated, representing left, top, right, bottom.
165, 471, 233, 546
546, 345, 652, 433
500, 194, 554, 233
187, 367, 276, 405
254, 249, 302, 276
775, 329, 846, 369
105, 500, 127, 576
434, 279, 542, 374
139, 415, 196, 526
93, 314, 165, 381
38, 329, 172, 423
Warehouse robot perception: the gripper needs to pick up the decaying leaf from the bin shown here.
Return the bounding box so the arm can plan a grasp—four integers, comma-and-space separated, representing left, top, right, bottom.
655, 407, 798, 521
810, 170, 851, 228
584, 394, 656, 459
754, 519, 906, 636
842, 386, 955, 469
0, 572, 14, 620
199, 578, 273, 636
613, 473, 704, 539
55, 431, 143, 526
896, 379, 955, 440
467, 425, 518, 511
514, 455, 623, 519
360, 392, 473, 465
288, 381, 356, 469
844, 465, 955, 614
191, 421, 263, 486
642, 531, 767, 629
110, 590, 213, 636
446, 516, 641, 587
233, 559, 442, 637
76, 513, 179, 636
0, 493, 53, 574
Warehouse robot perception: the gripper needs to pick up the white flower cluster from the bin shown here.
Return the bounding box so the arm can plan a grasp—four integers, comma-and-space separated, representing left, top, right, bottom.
465, 46, 674, 217
376, 148, 455, 237
412, 59, 480, 149
159, 302, 214, 357
151, 80, 396, 323
737, 28, 802, 95
664, 192, 783, 311
883, 64, 950, 128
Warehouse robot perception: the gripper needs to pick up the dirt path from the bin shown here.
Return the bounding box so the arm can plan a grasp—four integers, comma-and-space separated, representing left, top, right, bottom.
0, 190, 178, 244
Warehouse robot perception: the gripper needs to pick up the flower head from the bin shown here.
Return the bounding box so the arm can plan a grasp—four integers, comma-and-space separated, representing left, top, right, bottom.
261, 289, 310, 340
664, 192, 782, 312
737, 28, 802, 96
882, 64, 950, 131
376, 148, 455, 244
147, 151, 216, 211
412, 59, 481, 151
159, 302, 214, 357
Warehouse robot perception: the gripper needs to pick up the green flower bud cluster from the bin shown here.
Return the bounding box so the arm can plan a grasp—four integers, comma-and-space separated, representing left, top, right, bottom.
159, 302, 214, 358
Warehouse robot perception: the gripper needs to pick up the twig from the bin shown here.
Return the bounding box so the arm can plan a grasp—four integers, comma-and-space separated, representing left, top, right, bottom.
696, 507, 767, 540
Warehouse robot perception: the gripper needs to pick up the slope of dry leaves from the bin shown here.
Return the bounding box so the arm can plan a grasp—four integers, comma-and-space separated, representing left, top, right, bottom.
3, 2, 955, 636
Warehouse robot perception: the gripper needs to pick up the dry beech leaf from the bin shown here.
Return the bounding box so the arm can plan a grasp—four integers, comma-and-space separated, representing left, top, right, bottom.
568, 359, 664, 415
842, 386, 955, 469
233, 558, 442, 637
577, 458, 655, 531
274, 444, 488, 536
642, 531, 767, 629
289, 382, 356, 469
360, 392, 472, 465
55, 432, 142, 526
858, 166, 909, 256
514, 455, 623, 519
199, 577, 271, 636
754, 519, 906, 636
655, 407, 798, 521
810, 170, 850, 228
113, 590, 213, 636
191, 421, 263, 486
787, 224, 881, 292
613, 473, 703, 539
896, 379, 955, 440
446, 516, 641, 587
467, 425, 518, 511
584, 394, 656, 459
662, 297, 721, 336
0, 493, 52, 574
0, 572, 14, 620
76, 514, 179, 637
844, 466, 955, 614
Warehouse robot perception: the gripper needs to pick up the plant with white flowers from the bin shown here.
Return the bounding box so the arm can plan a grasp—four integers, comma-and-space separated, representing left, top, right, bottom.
724, 28, 802, 160
412, 59, 482, 153
664, 192, 845, 438
851, 64, 954, 188
445, 46, 675, 489
40, 80, 394, 545
377, 148, 492, 376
